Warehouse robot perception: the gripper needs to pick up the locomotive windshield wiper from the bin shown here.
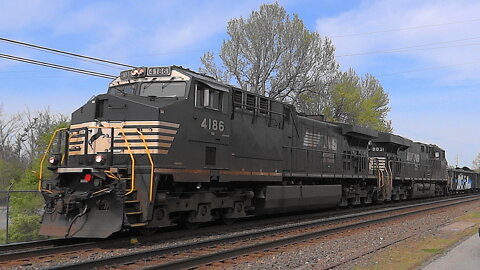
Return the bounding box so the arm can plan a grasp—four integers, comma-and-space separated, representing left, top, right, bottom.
161, 78, 175, 91
116, 88, 127, 95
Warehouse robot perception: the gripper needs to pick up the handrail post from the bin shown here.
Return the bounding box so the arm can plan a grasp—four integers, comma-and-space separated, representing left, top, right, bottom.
83, 127, 89, 165
38, 128, 67, 191
120, 127, 135, 195
63, 130, 70, 166
110, 127, 114, 166
136, 129, 155, 203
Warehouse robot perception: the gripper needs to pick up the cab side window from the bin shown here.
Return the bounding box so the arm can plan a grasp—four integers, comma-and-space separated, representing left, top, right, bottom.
195, 83, 223, 111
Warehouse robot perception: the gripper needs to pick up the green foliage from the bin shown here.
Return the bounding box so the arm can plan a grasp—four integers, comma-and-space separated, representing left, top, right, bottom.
7, 121, 69, 242
8, 214, 46, 242
0, 108, 69, 242
0, 159, 22, 190
0, 229, 5, 244
201, 2, 392, 132
201, 2, 338, 101
320, 69, 392, 132
7, 170, 46, 242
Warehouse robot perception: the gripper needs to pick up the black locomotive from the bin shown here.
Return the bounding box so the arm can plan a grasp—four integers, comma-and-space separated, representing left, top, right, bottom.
38, 66, 463, 238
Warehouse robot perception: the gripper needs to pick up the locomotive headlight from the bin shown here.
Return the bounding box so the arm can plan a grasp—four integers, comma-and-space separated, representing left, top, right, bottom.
131, 67, 146, 78
48, 156, 59, 165
95, 154, 105, 164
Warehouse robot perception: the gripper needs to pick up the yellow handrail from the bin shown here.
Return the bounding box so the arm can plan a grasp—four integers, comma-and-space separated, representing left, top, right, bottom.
39, 125, 144, 197
120, 126, 136, 195
104, 170, 120, 180
38, 128, 68, 191
136, 129, 155, 203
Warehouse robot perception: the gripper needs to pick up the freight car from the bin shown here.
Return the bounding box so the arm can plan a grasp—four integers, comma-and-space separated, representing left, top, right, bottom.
448, 167, 480, 193
38, 66, 451, 238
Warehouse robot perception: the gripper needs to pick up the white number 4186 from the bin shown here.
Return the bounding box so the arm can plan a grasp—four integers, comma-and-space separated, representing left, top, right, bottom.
201, 118, 225, 131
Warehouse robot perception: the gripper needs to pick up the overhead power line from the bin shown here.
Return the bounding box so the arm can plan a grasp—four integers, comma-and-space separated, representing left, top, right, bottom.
0, 54, 117, 79
337, 36, 480, 57
0, 37, 135, 69
377, 59, 480, 77
331, 18, 480, 38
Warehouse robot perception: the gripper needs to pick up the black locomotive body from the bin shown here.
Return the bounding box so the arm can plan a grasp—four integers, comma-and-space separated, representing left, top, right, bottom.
39, 66, 452, 238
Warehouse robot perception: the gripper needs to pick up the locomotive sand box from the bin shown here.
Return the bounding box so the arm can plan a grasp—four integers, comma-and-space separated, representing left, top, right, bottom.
37, 66, 478, 238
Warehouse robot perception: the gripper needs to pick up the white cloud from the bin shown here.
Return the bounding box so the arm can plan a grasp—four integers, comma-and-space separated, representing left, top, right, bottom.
315, 0, 480, 166
0, 1, 67, 32
316, 0, 480, 81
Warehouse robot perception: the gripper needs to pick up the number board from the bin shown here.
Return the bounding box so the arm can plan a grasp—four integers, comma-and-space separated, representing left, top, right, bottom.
147, 67, 171, 77
120, 70, 132, 80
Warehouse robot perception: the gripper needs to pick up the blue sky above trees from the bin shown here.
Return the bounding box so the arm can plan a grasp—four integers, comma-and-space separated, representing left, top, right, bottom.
0, 0, 479, 166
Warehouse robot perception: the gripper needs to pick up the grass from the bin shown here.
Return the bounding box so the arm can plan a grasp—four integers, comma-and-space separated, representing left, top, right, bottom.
421, 248, 443, 254
0, 229, 5, 244
354, 210, 480, 270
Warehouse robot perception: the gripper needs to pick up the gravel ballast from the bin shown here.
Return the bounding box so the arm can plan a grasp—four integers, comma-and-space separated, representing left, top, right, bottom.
213, 201, 480, 270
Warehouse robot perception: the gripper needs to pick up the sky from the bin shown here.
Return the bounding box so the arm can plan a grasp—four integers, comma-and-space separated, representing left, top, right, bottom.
0, 0, 478, 166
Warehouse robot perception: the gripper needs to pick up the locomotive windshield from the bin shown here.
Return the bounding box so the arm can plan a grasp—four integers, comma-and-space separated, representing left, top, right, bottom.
107, 81, 187, 98
108, 83, 137, 95
140, 81, 186, 98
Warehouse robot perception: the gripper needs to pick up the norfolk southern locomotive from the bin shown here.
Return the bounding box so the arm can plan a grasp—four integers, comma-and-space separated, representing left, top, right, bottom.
37, 66, 474, 238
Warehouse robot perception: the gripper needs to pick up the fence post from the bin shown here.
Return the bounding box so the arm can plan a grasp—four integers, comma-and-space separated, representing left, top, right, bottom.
5, 183, 13, 244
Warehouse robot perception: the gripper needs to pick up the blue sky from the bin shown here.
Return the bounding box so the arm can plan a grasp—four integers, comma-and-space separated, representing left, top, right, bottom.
0, 0, 479, 166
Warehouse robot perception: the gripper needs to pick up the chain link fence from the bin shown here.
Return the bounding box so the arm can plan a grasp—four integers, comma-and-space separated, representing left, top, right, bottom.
0, 189, 44, 244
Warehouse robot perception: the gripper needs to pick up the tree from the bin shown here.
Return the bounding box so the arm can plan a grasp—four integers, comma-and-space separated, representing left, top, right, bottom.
200, 2, 338, 102
8, 119, 69, 243
0, 106, 21, 161
0, 107, 68, 242
358, 74, 392, 132
303, 69, 392, 132
473, 153, 480, 171
200, 2, 392, 132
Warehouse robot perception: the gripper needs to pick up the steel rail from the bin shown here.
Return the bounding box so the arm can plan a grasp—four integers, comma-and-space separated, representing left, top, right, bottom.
45, 194, 480, 270
0, 239, 68, 254
0, 239, 107, 263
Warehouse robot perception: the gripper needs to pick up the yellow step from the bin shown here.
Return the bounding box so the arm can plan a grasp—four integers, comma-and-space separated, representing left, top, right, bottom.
130, 223, 147, 227
126, 211, 142, 215
125, 200, 140, 204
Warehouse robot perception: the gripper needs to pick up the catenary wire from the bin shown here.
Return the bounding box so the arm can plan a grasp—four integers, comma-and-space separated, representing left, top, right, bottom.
336, 36, 480, 57
0, 54, 117, 79
377, 59, 480, 77
330, 18, 480, 38
0, 37, 135, 69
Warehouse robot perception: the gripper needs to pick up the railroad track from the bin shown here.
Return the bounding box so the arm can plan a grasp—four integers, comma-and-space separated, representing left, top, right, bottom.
0, 238, 105, 263
32, 194, 480, 270
0, 194, 467, 265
